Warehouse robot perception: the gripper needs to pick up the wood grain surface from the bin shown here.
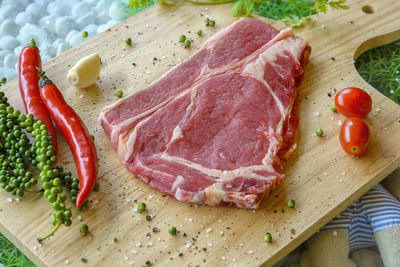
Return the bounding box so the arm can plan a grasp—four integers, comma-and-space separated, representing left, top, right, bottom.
1, 0, 400, 266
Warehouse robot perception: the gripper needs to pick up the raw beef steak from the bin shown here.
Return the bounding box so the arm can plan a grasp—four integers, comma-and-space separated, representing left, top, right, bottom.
99, 18, 311, 209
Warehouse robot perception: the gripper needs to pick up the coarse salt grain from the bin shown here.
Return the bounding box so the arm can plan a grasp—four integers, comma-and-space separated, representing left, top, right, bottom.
124, 256, 129, 260
51, 249, 55, 253
208, 243, 213, 247
321, 24, 325, 29
206, 228, 212, 233
189, 218, 193, 222
342, 172, 346, 175
323, 172, 327, 176
7, 197, 12, 203
339, 179, 343, 183
247, 250, 254, 255
240, 243, 244, 247
126, 198, 131, 202
185, 243, 191, 248
131, 249, 137, 254
65, 260, 70, 265
79, 94, 84, 98
315, 111, 320, 116
77, 216, 82, 221
338, 120, 343, 125
218, 219, 222, 223
333, 231, 337, 236
146, 71, 151, 74
148, 195, 153, 199
221, 256, 226, 260
33, 246, 37, 251
220, 231, 224, 236
147, 241, 153, 247
15, 197, 20, 202
129, 261, 135, 265
136, 242, 142, 247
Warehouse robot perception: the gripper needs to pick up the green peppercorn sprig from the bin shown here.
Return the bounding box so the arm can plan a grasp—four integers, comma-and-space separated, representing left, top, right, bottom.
0, 89, 80, 242
0, 95, 37, 197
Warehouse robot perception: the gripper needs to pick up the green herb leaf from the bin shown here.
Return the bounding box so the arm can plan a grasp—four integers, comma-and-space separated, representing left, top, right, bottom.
281, 14, 311, 27
328, 0, 350, 10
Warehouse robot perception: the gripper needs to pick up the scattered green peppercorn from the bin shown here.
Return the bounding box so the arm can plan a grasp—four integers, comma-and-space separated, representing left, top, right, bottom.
113, 237, 118, 242
316, 128, 324, 137
82, 31, 88, 38
264, 233, 272, 243
115, 90, 123, 98
138, 202, 146, 212
179, 35, 186, 42
287, 199, 295, 208
209, 20, 215, 27
196, 30, 202, 36
125, 37, 132, 46
80, 224, 89, 236
168, 226, 177, 235
184, 39, 191, 48
0, 78, 6, 86
331, 105, 337, 113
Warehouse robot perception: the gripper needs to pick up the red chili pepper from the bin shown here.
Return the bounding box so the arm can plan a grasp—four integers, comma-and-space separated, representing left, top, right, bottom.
18, 39, 58, 154
38, 69, 98, 208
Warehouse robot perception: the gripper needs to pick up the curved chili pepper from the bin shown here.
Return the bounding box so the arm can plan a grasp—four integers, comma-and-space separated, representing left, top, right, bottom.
18, 39, 58, 154
38, 69, 98, 208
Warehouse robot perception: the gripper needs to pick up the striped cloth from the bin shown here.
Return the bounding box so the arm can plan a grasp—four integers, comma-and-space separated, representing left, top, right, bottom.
322, 184, 400, 251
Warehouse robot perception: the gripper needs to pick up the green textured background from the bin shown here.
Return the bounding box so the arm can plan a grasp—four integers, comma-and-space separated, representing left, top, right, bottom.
1, 1, 399, 266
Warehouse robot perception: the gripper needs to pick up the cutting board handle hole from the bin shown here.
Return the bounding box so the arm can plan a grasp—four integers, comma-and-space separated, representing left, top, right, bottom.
362, 5, 374, 14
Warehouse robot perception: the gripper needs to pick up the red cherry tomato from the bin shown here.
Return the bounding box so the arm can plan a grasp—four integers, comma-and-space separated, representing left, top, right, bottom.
335, 87, 372, 117
339, 117, 370, 156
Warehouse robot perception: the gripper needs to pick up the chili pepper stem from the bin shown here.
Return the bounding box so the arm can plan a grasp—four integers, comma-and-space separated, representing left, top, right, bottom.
25, 38, 39, 50
37, 221, 62, 243
36, 68, 52, 88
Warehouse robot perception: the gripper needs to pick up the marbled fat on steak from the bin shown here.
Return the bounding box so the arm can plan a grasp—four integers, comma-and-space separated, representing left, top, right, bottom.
99, 18, 311, 208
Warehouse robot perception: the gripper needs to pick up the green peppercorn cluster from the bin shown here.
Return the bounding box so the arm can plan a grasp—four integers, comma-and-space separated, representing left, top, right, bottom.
0, 89, 82, 240
204, 18, 215, 27
0, 93, 37, 196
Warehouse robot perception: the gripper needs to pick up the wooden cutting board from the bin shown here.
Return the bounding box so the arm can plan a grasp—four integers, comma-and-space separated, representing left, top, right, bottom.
1, 0, 400, 266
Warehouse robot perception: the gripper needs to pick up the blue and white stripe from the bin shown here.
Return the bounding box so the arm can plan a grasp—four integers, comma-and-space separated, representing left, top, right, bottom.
322, 184, 400, 251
